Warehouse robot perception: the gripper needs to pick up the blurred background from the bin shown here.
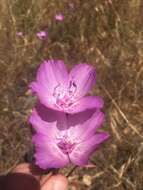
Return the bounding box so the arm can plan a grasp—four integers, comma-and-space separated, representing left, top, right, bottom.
0, 0, 143, 189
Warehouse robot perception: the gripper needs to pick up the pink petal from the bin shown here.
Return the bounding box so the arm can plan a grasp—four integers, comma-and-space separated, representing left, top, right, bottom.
16, 32, 23, 37
69, 64, 96, 98
80, 111, 105, 140
55, 13, 64, 21
36, 31, 48, 40
68, 110, 105, 141
68, 96, 104, 114
29, 108, 57, 139
70, 132, 109, 166
35, 103, 67, 130
30, 104, 70, 169
29, 60, 68, 109
29, 82, 56, 110
29, 108, 49, 133
33, 134, 69, 169
29, 103, 68, 135
67, 109, 95, 128
36, 60, 68, 90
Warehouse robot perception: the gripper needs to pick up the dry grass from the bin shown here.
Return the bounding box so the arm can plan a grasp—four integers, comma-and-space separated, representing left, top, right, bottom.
0, 0, 143, 189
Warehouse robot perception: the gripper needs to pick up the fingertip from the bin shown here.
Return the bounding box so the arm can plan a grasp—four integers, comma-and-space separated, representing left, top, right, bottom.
42, 174, 68, 190
12, 164, 68, 190
12, 163, 31, 174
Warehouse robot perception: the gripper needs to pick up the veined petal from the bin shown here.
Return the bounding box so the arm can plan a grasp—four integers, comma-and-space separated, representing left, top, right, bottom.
29, 82, 57, 110
35, 103, 68, 130
33, 134, 69, 169
69, 64, 96, 98
80, 111, 105, 140
29, 103, 68, 134
69, 132, 110, 166
68, 96, 104, 114
37, 60, 68, 89
67, 109, 95, 128
68, 110, 105, 141
29, 108, 49, 133
29, 60, 68, 109
29, 108, 58, 139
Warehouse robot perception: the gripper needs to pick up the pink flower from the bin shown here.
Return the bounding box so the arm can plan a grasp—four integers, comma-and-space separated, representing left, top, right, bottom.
16, 32, 23, 37
55, 13, 64, 21
29, 103, 109, 169
29, 60, 103, 114
36, 31, 48, 40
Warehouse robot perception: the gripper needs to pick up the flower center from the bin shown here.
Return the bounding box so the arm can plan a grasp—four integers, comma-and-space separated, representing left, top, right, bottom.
53, 80, 77, 110
57, 136, 75, 154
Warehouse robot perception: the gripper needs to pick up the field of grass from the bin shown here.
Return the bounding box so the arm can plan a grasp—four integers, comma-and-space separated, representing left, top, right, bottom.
0, 0, 143, 189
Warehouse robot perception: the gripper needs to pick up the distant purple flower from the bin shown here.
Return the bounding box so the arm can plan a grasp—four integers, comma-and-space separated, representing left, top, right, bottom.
29, 60, 103, 114
55, 13, 64, 21
29, 103, 109, 169
69, 3, 74, 9
36, 31, 48, 40
16, 32, 23, 37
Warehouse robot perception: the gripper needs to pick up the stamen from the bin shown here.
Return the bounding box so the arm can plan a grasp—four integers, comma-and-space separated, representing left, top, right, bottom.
53, 81, 77, 110
57, 135, 75, 154
68, 80, 77, 96
57, 140, 75, 154
53, 84, 65, 99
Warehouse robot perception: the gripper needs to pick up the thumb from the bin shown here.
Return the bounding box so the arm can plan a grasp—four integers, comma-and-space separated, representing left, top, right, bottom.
41, 175, 68, 190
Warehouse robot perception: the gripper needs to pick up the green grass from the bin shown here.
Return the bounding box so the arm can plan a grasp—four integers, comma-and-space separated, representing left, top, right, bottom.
0, 0, 143, 189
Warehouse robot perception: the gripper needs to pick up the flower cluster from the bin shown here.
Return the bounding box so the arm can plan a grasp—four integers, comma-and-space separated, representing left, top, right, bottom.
16, 13, 64, 41
29, 60, 109, 169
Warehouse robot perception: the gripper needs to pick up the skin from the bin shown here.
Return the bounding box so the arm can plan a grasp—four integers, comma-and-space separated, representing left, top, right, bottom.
8, 163, 68, 190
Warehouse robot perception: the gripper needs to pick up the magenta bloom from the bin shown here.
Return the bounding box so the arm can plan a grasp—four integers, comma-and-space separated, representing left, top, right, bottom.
29, 60, 103, 114
55, 13, 64, 21
29, 104, 109, 169
16, 32, 23, 37
36, 31, 48, 40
